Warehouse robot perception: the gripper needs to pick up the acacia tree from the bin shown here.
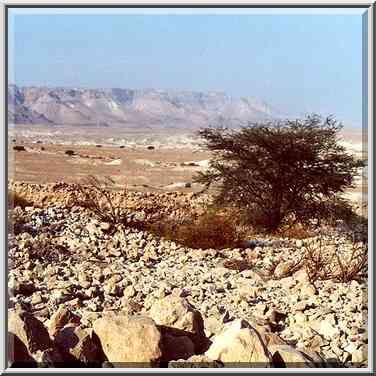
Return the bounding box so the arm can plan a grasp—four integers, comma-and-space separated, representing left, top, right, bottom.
194, 115, 365, 232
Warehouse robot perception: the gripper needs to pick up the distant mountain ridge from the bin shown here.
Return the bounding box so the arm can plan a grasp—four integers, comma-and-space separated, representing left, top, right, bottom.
8, 84, 283, 129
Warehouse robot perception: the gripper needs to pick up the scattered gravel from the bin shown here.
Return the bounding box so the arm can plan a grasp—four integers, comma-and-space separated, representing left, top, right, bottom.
8, 183, 368, 368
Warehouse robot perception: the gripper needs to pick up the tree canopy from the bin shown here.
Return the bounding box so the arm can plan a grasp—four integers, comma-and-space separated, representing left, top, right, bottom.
194, 115, 365, 232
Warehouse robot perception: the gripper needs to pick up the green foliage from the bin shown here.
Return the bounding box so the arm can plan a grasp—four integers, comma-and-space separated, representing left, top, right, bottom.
194, 114, 365, 232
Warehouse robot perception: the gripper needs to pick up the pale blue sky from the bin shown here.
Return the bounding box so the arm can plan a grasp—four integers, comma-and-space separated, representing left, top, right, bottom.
8, 8, 366, 127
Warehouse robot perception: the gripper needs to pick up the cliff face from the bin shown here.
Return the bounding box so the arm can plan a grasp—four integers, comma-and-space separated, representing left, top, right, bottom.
8, 85, 53, 125
8, 85, 281, 128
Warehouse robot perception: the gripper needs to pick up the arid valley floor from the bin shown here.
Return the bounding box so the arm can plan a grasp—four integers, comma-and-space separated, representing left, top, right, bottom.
7, 125, 368, 368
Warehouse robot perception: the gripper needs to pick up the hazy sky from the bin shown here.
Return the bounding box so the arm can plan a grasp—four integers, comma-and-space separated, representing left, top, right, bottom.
8, 8, 366, 127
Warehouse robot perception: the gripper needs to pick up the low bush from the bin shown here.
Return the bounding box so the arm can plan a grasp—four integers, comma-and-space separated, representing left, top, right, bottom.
72, 176, 185, 230
303, 237, 367, 284
258, 257, 304, 281
223, 258, 253, 271
13, 145, 26, 152
277, 223, 314, 239
73, 175, 132, 225
148, 211, 243, 249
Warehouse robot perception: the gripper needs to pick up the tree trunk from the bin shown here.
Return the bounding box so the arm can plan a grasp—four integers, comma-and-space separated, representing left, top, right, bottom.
267, 209, 282, 232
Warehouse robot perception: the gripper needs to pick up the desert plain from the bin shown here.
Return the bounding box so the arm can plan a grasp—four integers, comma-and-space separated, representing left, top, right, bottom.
7, 124, 368, 368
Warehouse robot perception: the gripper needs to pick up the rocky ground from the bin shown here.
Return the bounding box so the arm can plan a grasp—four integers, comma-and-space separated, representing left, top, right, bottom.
8, 182, 368, 368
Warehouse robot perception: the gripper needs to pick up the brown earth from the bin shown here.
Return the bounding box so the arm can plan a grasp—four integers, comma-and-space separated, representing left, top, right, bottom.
8, 142, 210, 193
8, 126, 367, 208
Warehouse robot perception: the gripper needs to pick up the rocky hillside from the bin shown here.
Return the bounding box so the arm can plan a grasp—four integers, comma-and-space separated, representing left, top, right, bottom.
8, 85, 281, 129
8, 182, 368, 368
8, 85, 52, 125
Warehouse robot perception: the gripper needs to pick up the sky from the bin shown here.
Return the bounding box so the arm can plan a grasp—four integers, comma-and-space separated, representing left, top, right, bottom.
8, 8, 366, 127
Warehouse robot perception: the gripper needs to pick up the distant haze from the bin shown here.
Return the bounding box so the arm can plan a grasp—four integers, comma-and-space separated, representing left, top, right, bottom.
8, 84, 283, 129
8, 8, 365, 127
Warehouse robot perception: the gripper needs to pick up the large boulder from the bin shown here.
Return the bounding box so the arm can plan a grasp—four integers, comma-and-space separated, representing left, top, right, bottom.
54, 324, 106, 365
309, 318, 340, 340
33, 347, 67, 367
93, 313, 162, 365
168, 355, 222, 368
204, 316, 224, 338
263, 332, 288, 347
8, 310, 51, 353
8, 333, 37, 367
351, 346, 367, 364
205, 319, 272, 366
270, 345, 318, 367
159, 331, 195, 362
149, 296, 207, 353
48, 305, 81, 337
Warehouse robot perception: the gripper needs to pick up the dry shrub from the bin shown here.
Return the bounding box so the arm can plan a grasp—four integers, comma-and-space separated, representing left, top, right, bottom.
149, 211, 243, 250
8, 190, 32, 209
258, 257, 304, 281
73, 176, 170, 228
277, 223, 314, 239
303, 238, 367, 284
13, 145, 26, 152
233, 205, 274, 234
223, 258, 253, 272
334, 245, 368, 283
73, 176, 132, 224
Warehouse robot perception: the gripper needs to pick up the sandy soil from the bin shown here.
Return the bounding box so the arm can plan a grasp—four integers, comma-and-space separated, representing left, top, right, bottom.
8, 141, 210, 193
8, 125, 368, 204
